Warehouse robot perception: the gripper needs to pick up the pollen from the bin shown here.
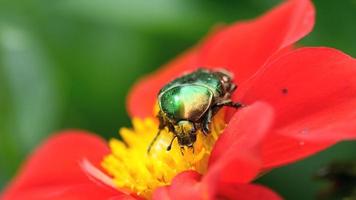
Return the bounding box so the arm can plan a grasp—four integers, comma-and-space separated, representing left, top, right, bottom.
101, 111, 226, 198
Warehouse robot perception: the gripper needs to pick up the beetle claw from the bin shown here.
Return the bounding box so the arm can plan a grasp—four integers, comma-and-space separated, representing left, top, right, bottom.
202, 126, 210, 135
180, 147, 185, 155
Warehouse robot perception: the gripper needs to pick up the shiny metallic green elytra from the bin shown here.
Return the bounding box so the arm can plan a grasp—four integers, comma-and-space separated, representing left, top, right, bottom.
148, 68, 242, 153
159, 85, 212, 121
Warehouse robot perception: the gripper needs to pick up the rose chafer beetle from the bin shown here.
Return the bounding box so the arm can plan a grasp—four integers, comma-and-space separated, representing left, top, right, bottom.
148, 68, 242, 153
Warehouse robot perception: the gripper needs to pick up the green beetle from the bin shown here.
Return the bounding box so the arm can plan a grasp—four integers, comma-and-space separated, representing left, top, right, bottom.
148, 68, 242, 152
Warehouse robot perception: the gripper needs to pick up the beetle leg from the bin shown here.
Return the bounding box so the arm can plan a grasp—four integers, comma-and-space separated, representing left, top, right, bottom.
147, 128, 162, 154
216, 99, 243, 109
226, 101, 243, 108
229, 83, 237, 93
202, 109, 213, 135
201, 99, 243, 137
189, 146, 195, 154
180, 146, 185, 155
166, 135, 177, 151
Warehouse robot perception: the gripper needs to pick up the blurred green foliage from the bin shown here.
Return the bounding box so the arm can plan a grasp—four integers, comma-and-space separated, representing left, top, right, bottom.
1, 0, 356, 199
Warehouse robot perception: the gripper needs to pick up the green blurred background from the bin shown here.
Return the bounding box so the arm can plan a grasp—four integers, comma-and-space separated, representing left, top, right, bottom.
1, 0, 356, 199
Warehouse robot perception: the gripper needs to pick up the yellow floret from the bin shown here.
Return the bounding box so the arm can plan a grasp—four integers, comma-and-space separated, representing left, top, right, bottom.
101, 111, 226, 198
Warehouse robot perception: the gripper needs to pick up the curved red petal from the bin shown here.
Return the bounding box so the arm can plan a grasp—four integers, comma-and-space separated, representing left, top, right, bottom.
127, 49, 199, 118
152, 171, 281, 200
235, 47, 356, 168
199, 0, 314, 84
127, 0, 314, 118
216, 183, 282, 200
261, 134, 334, 169
152, 186, 171, 200
208, 102, 274, 183
152, 171, 206, 200
1, 131, 129, 200
1, 184, 134, 200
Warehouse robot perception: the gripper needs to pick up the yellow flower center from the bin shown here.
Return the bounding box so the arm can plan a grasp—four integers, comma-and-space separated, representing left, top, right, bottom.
101, 111, 226, 198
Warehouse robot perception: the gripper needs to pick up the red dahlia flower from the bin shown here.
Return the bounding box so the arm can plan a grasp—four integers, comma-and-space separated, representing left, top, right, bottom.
2, 0, 356, 199
2, 103, 281, 200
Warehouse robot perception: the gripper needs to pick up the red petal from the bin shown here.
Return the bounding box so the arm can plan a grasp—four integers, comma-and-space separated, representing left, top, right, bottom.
261, 134, 334, 170
152, 171, 206, 200
152, 171, 282, 200
216, 183, 282, 200
127, 0, 315, 118
152, 186, 171, 200
235, 47, 356, 168
1, 184, 135, 200
208, 102, 274, 183
199, 0, 314, 84
1, 131, 130, 200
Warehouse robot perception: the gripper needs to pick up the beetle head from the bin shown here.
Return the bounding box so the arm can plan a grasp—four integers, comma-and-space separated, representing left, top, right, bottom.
174, 120, 196, 147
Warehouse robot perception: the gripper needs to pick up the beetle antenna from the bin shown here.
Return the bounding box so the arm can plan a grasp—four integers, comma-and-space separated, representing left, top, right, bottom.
166, 136, 176, 151
147, 129, 162, 154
